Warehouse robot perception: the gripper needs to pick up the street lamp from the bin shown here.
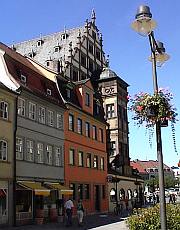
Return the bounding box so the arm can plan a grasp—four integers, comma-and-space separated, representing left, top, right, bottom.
131, 5, 170, 230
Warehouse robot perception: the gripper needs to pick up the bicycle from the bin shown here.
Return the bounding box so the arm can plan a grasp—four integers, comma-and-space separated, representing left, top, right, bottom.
113, 203, 122, 215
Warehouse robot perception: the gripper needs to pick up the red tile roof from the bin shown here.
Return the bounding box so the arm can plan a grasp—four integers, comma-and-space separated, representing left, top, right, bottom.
0, 42, 65, 108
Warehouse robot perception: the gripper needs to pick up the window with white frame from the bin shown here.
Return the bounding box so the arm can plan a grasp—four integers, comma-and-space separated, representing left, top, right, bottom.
92, 125, 97, 140
46, 145, 52, 165
93, 155, 98, 169
48, 110, 54, 126
69, 149, 75, 165
26, 140, 34, 162
0, 101, 8, 119
37, 143, 43, 163
100, 157, 104, 170
18, 98, 25, 116
106, 104, 115, 118
99, 128, 104, 142
29, 102, 36, 120
57, 114, 63, 129
77, 118, 82, 134
55, 147, 63, 166
68, 114, 74, 131
39, 106, 45, 124
16, 137, 23, 160
86, 153, 91, 168
78, 151, 83, 166
0, 140, 7, 161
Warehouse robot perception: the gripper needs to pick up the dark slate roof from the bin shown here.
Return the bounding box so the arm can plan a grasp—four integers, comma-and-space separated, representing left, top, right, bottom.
14, 26, 85, 67
0, 42, 65, 108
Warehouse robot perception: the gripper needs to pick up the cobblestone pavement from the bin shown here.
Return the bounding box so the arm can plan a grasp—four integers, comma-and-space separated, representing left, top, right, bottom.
4, 213, 129, 230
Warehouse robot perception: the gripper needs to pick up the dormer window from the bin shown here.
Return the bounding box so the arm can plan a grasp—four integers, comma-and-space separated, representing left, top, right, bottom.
54, 45, 61, 52
46, 61, 50, 67
67, 88, 71, 98
28, 51, 36, 58
47, 89, 52, 96
85, 93, 90, 107
61, 33, 68, 40
21, 74, 27, 83
37, 40, 43, 47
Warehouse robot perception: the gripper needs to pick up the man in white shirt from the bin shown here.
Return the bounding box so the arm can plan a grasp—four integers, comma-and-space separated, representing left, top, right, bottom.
64, 197, 74, 226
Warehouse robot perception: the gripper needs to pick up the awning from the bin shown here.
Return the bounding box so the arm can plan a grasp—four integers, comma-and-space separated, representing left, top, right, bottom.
18, 181, 50, 196
45, 183, 73, 195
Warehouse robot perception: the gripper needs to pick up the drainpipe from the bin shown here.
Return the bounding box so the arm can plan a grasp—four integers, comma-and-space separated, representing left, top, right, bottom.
12, 96, 18, 226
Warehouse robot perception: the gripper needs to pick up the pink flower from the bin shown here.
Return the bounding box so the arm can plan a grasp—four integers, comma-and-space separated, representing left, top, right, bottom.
137, 106, 143, 111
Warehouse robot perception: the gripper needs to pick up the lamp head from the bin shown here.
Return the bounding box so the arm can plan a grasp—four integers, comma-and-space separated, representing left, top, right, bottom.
131, 5, 157, 36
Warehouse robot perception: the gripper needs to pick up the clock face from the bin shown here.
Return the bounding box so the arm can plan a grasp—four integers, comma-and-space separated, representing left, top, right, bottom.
104, 87, 115, 94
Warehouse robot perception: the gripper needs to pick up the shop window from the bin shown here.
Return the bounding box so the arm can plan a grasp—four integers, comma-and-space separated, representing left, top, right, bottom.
0, 140, 7, 161
69, 183, 75, 200
119, 188, 125, 200
85, 122, 90, 137
0, 189, 7, 217
0, 101, 8, 120
84, 184, 90, 199
78, 184, 83, 200
110, 188, 116, 202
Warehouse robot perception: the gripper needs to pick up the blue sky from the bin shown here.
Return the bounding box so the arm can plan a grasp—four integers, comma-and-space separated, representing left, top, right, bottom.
1, 0, 179, 167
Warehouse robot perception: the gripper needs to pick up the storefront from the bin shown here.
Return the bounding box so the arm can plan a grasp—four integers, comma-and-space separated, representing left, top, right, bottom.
0, 181, 8, 225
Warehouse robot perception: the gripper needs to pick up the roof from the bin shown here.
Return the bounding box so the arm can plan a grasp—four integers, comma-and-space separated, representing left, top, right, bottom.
0, 42, 65, 108
14, 26, 85, 67
130, 160, 172, 174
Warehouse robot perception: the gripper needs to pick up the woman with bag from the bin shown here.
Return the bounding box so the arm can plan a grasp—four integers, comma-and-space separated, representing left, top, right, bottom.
77, 199, 84, 226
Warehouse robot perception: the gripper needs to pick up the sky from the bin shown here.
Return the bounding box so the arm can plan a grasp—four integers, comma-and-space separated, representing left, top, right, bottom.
1, 0, 180, 167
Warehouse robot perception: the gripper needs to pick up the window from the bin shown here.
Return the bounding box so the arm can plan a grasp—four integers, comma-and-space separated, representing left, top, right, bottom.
102, 185, 106, 199
39, 106, 45, 124
95, 104, 100, 115
106, 104, 115, 118
48, 110, 54, 127
21, 74, 27, 83
46, 61, 50, 67
77, 118, 82, 134
100, 157, 104, 170
92, 31, 96, 40
85, 93, 90, 106
78, 184, 83, 200
54, 46, 61, 52
70, 183, 75, 200
55, 147, 63, 166
37, 143, 43, 163
47, 89, 51, 95
86, 153, 91, 168
29, 102, 36, 120
66, 89, 71, 98
69, 149, 75, 165
37, 40, 43, 47
18, 98, 25, 116
26, 140, 34, 162
110, 188, 116, 202
0, 101, 8, 119
61, 33, 68, 40
96, 48, 101, 61
46, 145, 52, 165
81, 53, 86, 68
84, 184, 90, 199
99, 128, 103, 142
92, 125, 97, 140
16, 138, 23, 160
88, 42, 94, 54
69, 114, 74, 131
78, 151, 83, 167
73, 69, 78, 81
0, 140, 7, 161
85, 122, 90, 137
93, 155, 98, 169
89, 59, 94, 72
57, 114, 63, 129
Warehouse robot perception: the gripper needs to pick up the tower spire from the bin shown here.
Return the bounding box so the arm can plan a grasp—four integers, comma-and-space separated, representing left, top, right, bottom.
91, 9, 96, 24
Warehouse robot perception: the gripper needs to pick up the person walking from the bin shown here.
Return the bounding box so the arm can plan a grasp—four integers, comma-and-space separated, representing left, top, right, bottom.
77, 199, 85, 226
64, 196, 74, 227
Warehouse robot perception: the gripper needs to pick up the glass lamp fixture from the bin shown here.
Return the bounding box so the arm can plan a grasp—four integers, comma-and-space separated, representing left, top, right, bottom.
131, 5, 157, 36
149, 41, 170, 67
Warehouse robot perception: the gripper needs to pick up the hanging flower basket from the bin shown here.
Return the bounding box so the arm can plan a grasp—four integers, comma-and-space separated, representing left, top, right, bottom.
128, 88, 178, 153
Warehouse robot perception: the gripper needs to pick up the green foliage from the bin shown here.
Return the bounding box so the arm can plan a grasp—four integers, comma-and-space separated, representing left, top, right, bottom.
127, 204, 180, 230
145, 175, 176, 189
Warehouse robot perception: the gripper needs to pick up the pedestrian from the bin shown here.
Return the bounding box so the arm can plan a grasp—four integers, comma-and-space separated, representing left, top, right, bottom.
77, 199, 85, 226
172, 194, 176, 204
64, 196, 74, 226
169, 194, 173, 204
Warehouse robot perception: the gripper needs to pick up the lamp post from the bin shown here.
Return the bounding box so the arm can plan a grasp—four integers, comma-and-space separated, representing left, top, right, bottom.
131, 5, 170, 230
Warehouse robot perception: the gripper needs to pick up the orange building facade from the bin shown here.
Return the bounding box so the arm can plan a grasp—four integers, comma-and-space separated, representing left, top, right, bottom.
63, 79, 108, 214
